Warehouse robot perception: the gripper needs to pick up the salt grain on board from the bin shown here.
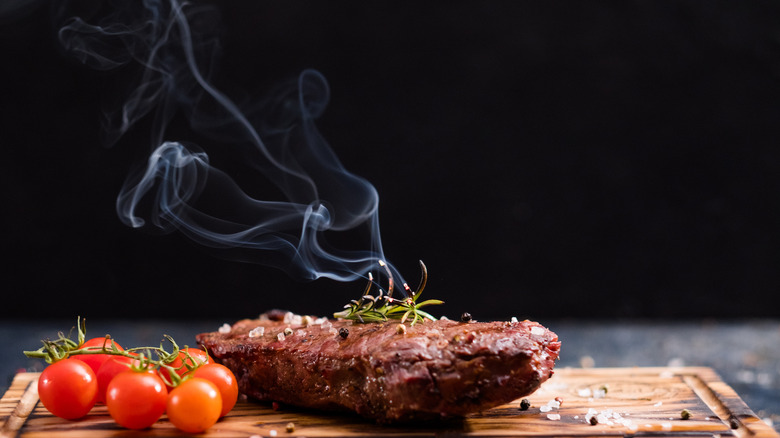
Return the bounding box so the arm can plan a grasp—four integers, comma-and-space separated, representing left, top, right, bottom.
540, 399, 561, 413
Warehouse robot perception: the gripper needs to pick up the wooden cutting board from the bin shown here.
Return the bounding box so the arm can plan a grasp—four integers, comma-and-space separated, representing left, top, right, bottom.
0, 367, 776, 437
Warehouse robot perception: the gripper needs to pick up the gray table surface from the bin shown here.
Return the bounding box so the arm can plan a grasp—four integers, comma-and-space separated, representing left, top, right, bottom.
3, 317, 779, 433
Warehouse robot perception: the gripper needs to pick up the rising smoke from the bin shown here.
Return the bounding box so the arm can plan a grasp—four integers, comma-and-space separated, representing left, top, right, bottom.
53, 0, 405, 287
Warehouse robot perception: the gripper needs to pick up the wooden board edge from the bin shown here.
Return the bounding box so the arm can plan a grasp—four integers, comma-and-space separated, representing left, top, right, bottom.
0, 373, 39, 438
681, 369, 779, 438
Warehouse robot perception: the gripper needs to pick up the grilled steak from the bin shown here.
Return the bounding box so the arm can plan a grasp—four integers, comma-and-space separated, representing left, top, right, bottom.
196, 311, 560, 423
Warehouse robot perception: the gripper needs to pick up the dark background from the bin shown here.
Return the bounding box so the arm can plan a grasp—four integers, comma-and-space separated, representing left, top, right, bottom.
2, 1, 779, 321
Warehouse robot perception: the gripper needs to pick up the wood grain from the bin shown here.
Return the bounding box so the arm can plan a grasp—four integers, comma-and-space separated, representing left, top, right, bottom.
1, 367, 776, 437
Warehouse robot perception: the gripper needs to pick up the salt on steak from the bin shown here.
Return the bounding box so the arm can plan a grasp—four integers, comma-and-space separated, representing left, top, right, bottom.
197, 311, 560, 423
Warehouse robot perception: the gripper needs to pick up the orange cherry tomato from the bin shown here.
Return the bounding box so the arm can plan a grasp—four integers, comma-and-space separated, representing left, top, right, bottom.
166, 377, 222, 433
192, 363, 239, 417
74, 337, 124, 376
38, 359, 98, 419
106, 369, 167, 429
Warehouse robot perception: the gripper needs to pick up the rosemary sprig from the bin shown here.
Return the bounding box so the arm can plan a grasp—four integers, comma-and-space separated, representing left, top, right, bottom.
23, 317, 205, 387
334, 260, 443, 325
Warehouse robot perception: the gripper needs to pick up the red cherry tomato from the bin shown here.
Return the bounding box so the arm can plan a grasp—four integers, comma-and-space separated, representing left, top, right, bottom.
95, 355, 134, 403
106, 369, 167, 430
168, 347, 211, 377
38, 359, 98, 419
166, 377, 222, 433
74, 337, 124, 376
192, 363, 239, 417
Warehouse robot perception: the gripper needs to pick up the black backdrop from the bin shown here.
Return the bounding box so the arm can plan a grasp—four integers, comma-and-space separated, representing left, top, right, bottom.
2, 1, 779, 321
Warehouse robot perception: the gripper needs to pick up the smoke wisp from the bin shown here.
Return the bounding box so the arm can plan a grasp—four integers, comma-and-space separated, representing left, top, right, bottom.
55, 0, 404, 286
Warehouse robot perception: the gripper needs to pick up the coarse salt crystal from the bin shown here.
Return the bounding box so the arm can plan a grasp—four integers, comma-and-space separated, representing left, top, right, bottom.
578, 388, 592, 397
531, 326, 545, 335
218, 323, 231, 334
277, 333, 285, 342
546, 413, 561, 421
654, 401, 663, 407
540, 398, 561, 412
661, 422, 673, 431
269, 429, 278, 437
593, 388, 606, 399
248, 326, 265, 338
283, 312, 303, 325
511, 317, 518, 323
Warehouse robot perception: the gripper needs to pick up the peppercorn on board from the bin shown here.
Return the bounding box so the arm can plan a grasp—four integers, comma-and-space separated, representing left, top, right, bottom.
1, 367, 777, 437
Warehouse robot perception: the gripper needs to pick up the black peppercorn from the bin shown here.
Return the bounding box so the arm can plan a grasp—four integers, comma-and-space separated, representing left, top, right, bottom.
519, 398, 530, 410
339, 327, 349, 339
460, 312, 472, 323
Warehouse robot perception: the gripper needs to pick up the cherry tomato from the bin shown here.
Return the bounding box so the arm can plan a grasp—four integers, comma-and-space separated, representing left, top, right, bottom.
168, 347, 211, 377
74, 337, 124, 376
166, 378, 222, 433
95, 355, 134, 403
106, 369, 167, 430
192, 363, 239, 417
38, 358, 98, 419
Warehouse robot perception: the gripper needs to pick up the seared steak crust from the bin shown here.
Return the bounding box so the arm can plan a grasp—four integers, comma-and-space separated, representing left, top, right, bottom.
197, 311, 560, 423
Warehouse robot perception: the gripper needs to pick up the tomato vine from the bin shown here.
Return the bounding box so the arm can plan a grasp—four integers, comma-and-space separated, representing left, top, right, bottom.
24, 316, 207, 388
